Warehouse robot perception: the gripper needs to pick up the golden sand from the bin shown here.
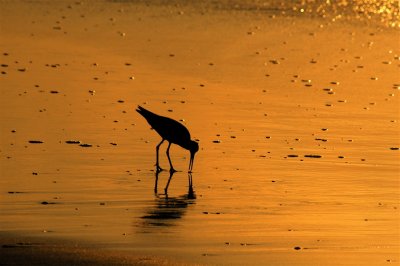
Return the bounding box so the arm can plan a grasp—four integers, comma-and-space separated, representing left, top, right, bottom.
0, 1, 399, 265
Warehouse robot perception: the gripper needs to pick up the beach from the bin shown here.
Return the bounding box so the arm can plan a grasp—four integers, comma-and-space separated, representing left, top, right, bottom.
0, 0, 399, 265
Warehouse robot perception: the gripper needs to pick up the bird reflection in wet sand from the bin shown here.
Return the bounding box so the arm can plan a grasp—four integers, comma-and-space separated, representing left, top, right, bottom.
136, 106, 199, 173
140, 171, 196, 227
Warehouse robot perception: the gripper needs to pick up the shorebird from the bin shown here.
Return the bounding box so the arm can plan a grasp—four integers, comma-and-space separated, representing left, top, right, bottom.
136, 106, 199, 173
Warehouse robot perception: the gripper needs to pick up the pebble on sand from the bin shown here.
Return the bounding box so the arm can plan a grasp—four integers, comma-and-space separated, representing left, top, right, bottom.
79, 143, 92, 147
304, 154, 322, 158
65, 140, 81, 144
41, 201, 56, 205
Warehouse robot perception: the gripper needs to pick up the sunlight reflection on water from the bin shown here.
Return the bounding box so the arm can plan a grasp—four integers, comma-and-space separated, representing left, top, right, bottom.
191, 0, 400, 28
294, 0, 399, 28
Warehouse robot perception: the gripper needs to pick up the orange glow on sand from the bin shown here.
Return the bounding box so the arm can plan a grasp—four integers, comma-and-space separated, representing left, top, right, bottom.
0, 1, 399, 265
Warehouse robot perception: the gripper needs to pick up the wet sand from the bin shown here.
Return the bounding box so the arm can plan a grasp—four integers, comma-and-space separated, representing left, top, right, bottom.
0, 1, 399, 265
1, 249, 161, 266
0, 234, 178, 266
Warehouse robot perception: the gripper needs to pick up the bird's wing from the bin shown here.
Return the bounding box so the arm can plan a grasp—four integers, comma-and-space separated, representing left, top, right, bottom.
154, 116, 191, 144
136, 106, 191, 145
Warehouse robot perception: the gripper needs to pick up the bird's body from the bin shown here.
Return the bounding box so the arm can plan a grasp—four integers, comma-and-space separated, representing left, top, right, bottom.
136, 106, 198, 172
137, 107, 192, 149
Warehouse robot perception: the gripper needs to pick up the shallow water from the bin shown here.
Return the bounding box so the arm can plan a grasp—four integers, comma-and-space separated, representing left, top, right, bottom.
0, 1, 399, 265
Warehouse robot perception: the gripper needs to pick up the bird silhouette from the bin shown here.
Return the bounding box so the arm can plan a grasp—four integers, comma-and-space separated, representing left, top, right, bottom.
136, 105, 199, 173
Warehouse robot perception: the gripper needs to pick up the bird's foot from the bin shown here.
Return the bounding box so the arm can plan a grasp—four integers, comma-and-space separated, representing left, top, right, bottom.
169, 168, 177, 174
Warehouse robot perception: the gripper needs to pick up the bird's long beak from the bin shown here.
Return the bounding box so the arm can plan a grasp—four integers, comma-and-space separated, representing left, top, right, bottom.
189, 152, 195, 173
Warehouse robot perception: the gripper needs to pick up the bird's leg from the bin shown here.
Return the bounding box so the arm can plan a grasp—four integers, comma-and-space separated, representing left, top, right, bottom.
155, 139, 165, 172
166, 142, 177, 173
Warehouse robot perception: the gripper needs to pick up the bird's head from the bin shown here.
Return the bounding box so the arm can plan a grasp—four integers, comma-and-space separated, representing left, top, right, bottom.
189, 140, 199, 155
